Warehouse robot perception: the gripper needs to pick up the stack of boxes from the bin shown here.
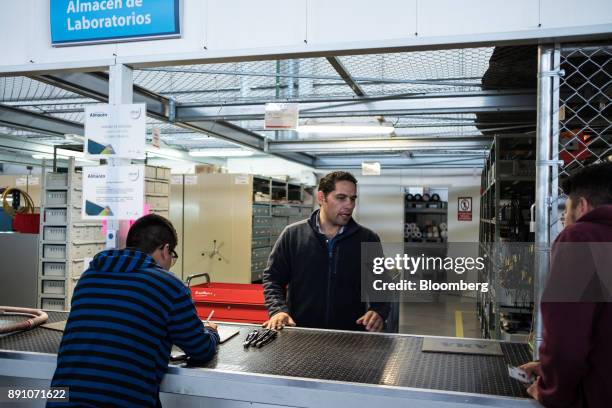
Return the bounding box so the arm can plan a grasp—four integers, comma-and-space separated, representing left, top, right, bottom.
145, 165, 171, 219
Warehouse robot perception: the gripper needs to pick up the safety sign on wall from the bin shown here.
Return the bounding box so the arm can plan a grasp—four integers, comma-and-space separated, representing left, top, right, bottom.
85, 104, 146, 159
458, 197, 472, 221
50, 0, 181, 46
82, 165, 144, 220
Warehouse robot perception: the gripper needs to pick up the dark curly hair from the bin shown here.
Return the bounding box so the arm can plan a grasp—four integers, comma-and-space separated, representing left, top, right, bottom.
318, 171, 358, 197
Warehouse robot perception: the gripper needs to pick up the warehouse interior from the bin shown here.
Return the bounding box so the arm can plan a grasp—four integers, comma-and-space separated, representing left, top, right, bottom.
1, 2, 611, 405
0, 44, 548, 340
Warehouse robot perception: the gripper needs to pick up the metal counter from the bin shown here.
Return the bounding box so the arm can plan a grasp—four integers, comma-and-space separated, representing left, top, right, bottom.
0, 311, 538, 407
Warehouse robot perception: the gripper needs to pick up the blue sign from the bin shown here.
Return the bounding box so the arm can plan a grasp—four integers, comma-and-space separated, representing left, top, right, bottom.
50, 0, 180, 46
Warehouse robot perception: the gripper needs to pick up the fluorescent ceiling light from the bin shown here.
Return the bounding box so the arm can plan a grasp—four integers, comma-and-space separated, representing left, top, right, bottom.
32, 154, 55, 160
56, 148, 85, 159
188, 148, 254, 157
32, 152, 97, 164
146, 146, 184, 159
297, 125, 395, 135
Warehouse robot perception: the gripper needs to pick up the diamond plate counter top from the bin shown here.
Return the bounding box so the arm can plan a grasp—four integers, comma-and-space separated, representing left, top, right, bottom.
0, 311, 531, 399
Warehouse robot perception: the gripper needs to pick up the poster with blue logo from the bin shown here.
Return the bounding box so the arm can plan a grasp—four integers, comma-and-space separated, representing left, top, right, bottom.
85, 104, 146, 159
50, 0, 180, 46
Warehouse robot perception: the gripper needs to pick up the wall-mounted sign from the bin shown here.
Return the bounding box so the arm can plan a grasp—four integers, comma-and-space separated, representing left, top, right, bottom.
458, 197, 473, 221
264, 103, 299, 130
85, 103, 146, 159
50, 0, 181, 46
82, 165, 144, 220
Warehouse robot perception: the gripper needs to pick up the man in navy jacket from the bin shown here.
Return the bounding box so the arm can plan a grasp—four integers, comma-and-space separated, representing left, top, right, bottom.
48, 214, 219, 407
262, 171, 390, 332
521, 162, 612, 407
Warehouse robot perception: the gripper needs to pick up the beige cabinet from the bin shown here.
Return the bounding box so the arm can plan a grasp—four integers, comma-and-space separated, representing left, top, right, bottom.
171, 173, 313, 284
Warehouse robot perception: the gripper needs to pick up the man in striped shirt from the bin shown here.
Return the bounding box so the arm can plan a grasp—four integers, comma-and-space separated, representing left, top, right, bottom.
47, 214, 219, 407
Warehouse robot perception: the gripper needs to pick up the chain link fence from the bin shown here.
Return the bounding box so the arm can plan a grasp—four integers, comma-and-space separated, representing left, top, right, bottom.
551, 43, 612, 239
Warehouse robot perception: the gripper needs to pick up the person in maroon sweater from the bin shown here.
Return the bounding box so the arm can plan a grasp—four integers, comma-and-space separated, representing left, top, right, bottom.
521, 162, 612, 407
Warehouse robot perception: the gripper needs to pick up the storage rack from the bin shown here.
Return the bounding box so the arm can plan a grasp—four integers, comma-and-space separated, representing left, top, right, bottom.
478, 134, 536, 341
403, 195, 448, 243
38, 159, 104, 311
250, 176, 313, 282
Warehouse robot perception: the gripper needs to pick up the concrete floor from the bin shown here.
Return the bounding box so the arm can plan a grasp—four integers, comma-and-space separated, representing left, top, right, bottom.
398, 293, 481, 338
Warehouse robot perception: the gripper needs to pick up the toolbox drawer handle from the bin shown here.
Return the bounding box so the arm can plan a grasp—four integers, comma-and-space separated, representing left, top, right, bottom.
186, 272, 210, 287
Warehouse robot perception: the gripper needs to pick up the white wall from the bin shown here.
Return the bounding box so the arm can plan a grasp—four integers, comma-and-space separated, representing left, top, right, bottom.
2, 0, 612, 72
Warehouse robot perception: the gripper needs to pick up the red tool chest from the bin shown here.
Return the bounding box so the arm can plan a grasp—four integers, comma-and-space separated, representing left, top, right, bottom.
188, 273, 269, 324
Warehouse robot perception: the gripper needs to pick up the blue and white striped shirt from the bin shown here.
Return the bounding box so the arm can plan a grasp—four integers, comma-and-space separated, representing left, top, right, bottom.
47, 249, 219, 408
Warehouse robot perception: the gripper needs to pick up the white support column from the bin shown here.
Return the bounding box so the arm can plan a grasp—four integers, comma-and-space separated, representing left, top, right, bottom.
105, 64, 134, 249
109, 64, 134, 105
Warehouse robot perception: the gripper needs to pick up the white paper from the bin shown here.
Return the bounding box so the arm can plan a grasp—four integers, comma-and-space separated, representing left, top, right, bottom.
151, 127, 161, 149
170, 175, 183, 185
234, 175, 249, 185
15, 176, 40, 186
264, 103, 299, 130
361, 162, 381, 176
82, 165, 144, 220
184, 175, 197, 185
85, 104, 146, 159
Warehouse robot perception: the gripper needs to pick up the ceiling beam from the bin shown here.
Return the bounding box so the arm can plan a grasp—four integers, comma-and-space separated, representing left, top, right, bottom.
314, 154, 485, 169
0, 103, 83, 136
177, 90, 536, 121
0, 152, 41, 166
0, 118, 225, 166
34, 72, 314, 167
0, 134, 65, 156
325, 57, 366, 97
267, 137, 492, 153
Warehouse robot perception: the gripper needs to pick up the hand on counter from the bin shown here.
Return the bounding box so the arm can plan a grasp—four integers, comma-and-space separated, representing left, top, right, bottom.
519, 361, 543, 403
356, 310, 384, 332
204, 321, 218, 332
263, 312, 296, 330
519, 361, 542, 378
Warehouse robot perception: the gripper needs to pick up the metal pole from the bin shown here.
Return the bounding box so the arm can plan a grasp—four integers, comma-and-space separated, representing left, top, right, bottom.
550, 44, 562, 241
533, 45, 553, 360
106, 64, 134, 250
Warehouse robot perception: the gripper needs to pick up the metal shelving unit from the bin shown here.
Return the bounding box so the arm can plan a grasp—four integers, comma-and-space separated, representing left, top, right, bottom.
404, 194, 448, 243
250, 177, 313, 282
38, 159, 104, 311
478, 135, 536, 341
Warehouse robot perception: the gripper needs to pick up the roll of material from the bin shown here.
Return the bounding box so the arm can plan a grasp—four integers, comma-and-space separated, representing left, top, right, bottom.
414, 194, 423, 202
431, 193, 440, 202
433, 226, 440, 238
422, 193, 430, 202
405, 194, 414, 202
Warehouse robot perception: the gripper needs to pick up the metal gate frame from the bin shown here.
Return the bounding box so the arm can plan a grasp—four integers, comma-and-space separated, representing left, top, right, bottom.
534, 42, 612, 359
